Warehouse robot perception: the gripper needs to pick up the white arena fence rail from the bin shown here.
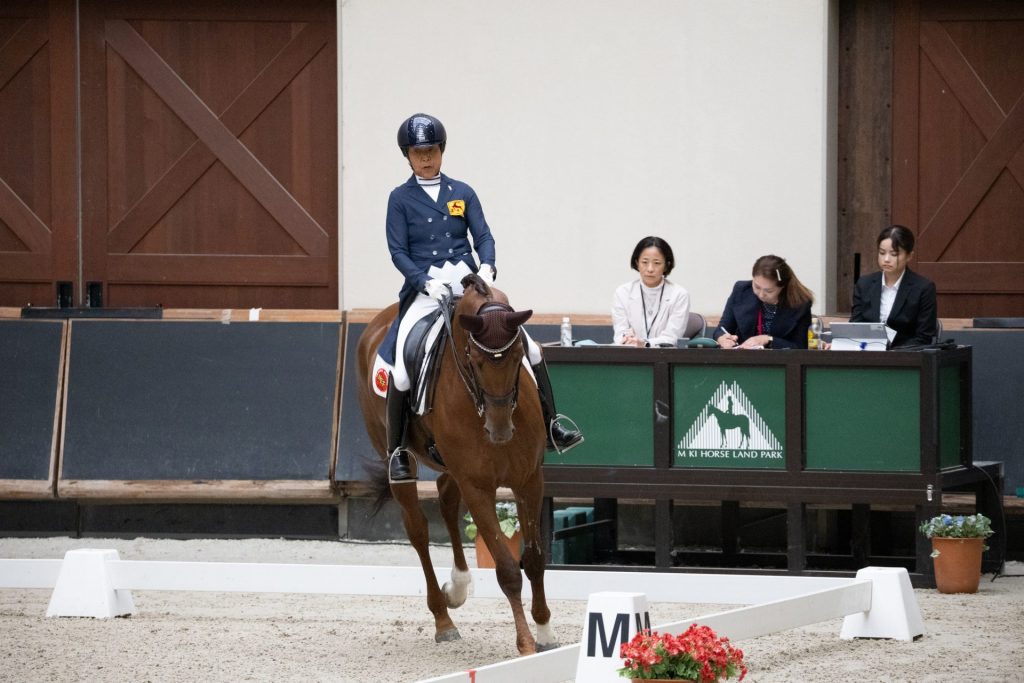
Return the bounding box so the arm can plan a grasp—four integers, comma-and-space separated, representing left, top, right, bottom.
0, 551, 924, 683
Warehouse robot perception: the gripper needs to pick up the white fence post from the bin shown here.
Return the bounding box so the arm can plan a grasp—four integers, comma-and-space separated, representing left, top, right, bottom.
840, 567, 924, 641
45, 549, 135, 618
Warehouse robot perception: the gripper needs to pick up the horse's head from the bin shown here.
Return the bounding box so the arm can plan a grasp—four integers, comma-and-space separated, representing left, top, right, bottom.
455, 274, 533, 444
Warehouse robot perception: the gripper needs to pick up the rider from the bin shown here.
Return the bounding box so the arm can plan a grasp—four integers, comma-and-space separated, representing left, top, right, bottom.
379, 113, 583, 483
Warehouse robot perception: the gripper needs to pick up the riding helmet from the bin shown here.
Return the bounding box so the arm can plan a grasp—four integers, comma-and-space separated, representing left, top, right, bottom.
397, 113, 447, 157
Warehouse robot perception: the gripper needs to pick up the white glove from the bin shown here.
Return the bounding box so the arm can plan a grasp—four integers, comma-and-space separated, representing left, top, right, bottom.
424, 279, 447, 301
478, 264, 495, 285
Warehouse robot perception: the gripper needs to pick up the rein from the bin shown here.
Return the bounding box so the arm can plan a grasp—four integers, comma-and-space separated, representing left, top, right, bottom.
441, 295, 523, 418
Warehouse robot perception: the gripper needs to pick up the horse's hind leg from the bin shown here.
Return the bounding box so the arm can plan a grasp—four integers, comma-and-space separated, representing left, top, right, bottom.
515, 478, 558, 652
437, 473, 472, 609
390, 482, 461, 643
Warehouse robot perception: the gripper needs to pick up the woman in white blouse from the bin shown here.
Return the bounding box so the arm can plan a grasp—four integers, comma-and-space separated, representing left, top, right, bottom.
612, 236, 691, 347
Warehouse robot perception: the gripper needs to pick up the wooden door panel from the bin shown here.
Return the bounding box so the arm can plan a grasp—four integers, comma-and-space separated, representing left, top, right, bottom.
81, 1, 336, 308
0, 1, 77, 307
894, 1, 1024, 317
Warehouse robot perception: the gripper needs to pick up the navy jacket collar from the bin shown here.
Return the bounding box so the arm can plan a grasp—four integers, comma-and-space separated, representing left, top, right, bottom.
403, 174, 450, 213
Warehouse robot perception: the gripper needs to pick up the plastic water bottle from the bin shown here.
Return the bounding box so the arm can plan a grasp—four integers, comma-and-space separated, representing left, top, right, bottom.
560, 316, 572, 347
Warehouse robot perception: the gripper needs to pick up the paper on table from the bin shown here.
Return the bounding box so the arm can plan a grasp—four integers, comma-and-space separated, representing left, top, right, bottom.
831, 338, 887, 351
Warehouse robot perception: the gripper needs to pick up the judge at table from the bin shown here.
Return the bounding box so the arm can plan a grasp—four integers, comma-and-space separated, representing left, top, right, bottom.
850, 225, 937, 348
714, 254, 814, 349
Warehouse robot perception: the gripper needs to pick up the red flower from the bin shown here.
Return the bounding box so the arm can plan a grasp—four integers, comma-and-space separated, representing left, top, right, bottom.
618, 624, 746, 681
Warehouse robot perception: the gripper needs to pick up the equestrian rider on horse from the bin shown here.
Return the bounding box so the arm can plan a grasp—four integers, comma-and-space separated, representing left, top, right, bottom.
379, 113, 583, 483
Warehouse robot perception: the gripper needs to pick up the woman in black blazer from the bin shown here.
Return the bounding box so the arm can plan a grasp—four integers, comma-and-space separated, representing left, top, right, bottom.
713, 255, 814, 349
850, 225, 937, 348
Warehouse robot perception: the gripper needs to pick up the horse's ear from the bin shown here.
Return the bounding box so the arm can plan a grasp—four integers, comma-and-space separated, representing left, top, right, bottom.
506, 310, 533, 327
459, 314, 485, 334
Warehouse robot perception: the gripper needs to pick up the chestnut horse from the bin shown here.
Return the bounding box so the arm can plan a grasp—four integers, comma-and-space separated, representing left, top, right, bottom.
356, 274, 558, 655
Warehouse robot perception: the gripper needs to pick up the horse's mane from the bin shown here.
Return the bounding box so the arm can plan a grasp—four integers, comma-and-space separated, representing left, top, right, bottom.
460, 273, 510, 305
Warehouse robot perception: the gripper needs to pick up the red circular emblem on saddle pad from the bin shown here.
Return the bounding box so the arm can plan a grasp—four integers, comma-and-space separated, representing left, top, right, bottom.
374, 368, 389, 393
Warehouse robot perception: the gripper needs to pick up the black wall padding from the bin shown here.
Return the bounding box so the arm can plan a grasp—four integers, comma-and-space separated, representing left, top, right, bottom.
61, 320, 339, 480
950, 330, 1024, 494
0, 320, 64, 480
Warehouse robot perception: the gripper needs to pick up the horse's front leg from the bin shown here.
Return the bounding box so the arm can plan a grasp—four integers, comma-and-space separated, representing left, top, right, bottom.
464, 487, 537, 655
390, 483, 461, 642
516, 475, 558, 651
436, 473, 472, 609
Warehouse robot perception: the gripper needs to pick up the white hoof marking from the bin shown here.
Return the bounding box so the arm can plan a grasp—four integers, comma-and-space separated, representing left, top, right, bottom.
443, 567, 473, 608
535, 621, 558, 648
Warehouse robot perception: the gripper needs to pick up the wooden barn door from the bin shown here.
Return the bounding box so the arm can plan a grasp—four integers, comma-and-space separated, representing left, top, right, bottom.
0, 0, 78, 308
894, 1, 1024, 317
79, 0, 336, 308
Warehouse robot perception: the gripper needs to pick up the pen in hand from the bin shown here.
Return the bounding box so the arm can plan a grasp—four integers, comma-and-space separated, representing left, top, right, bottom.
718, 325, 738, 348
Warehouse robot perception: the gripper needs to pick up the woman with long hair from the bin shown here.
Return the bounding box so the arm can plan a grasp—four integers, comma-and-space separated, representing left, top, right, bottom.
713, 255, 814, 349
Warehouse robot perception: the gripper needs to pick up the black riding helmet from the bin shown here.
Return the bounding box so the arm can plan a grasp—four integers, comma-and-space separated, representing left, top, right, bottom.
397, 113, 447, 157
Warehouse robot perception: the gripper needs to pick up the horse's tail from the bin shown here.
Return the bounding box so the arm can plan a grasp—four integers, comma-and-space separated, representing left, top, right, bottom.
363, 458, 393, 517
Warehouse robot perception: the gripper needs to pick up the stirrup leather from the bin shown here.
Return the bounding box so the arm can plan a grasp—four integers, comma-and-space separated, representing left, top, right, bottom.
549, 414, 584, 455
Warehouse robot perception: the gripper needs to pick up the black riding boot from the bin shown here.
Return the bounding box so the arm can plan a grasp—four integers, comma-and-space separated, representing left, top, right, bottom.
386, 382, 415, 483
533, 358, 584, 454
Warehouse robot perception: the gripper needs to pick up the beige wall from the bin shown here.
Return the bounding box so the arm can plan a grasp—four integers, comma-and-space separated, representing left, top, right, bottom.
339, 0, 834, 318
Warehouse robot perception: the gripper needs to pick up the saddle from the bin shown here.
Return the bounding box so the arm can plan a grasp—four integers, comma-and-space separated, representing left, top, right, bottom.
403, 305, 450, 416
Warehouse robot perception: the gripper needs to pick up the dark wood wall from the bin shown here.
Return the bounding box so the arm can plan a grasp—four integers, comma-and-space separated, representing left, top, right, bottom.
839, 0, 1024, 317
0, 0, 78, 308
893, 0, 1024, 317
836, 0, 894, 314
0, 0, 337, 309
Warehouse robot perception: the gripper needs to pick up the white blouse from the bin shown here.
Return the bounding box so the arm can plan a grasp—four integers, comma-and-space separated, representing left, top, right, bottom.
611, 278, 691, 346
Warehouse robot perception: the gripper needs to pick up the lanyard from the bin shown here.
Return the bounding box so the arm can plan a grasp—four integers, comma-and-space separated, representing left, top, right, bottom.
641, 281, 666, 338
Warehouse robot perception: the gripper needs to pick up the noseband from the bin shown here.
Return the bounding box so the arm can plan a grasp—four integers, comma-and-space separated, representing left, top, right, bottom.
445, 299, 524, 417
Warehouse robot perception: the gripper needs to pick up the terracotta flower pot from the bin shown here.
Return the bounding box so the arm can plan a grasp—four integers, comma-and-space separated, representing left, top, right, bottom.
932, 536, 984, 594
474, 531, 522, 569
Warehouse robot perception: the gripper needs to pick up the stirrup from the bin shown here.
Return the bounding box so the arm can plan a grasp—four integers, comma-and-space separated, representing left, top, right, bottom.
388, 449, 417, 484
549, 414, 584, 455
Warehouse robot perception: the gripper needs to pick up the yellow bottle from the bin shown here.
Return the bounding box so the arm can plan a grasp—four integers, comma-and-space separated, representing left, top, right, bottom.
808, 318, 822, 349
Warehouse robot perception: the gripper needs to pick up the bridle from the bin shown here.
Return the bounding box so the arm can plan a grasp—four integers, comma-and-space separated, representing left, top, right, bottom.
442, 296, 524, 418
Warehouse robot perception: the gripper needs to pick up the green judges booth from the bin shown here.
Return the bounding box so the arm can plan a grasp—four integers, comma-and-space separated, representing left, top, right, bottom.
542, 345, 1001, 583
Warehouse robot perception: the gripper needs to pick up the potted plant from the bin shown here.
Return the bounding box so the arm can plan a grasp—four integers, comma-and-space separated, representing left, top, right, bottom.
618, 624, 747, 682
464, 501, 521, 569
919, 513, 994, 594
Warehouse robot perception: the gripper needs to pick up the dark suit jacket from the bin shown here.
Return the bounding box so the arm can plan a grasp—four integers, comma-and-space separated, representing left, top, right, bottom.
386, 173, 495, 305
379, 174, 496, 365
713, 281, 812, 349
850, 268, 937, 347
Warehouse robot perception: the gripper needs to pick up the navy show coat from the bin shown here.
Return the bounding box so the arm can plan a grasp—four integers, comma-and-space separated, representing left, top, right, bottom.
386, 173, 496, 307
378, 173, 496, 365
850, 268, 937, 347
713, 280, 812, 349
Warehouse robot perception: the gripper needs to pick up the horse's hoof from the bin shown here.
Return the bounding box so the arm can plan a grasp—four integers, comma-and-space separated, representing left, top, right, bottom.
536, 641, 560, 652
435, 628, 461, 643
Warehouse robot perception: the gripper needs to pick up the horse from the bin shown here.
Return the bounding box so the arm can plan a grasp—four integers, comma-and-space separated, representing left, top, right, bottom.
355, 273, 557, 655
708, 406, 750, 449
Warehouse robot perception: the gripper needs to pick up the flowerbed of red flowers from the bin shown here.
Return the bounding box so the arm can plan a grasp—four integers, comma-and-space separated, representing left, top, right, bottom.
618, 624, 747, 681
